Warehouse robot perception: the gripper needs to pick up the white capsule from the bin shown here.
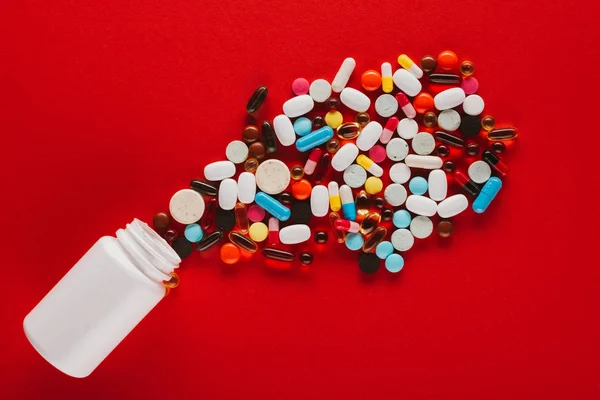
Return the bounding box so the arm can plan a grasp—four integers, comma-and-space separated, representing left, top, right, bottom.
384, 183, 407, 207
332, 143, 359, 172
463, 95, 485, 116
340, 87, 371, 112
404, 155, 443, 170
356, 155, 384, 177
279, 224, 311, 244
389, 163, 411, 184
204, 160, 236, 181
406, 195, 437, 217
343, 164, 367, 188
381, 62, 393, 93
386, 138, 409, 161
437, 194, 469, 218
412, 132, 436, 155
434, 88, 466, 110
340, 184, 354, 205
309, 79, 332, 103
169, 189, 205, 225
328, 181, 341, 211
410, 216, 433, 239
356, 121, 383, 151
391, 229, 414, 252
225, 140, 249, 164
392, 68, 422, 97
273, 114, 296, 146
283, 94, 314, 118
374, 94, 398, 117
237, 172, 256, 204
218, 178, 238, 211
332, 57, 356, 93
427, 170, 447, 201
437, 109, 461, 131
468, 160, 492, 184
397, 118, 418, 140
310, 185, 329, 217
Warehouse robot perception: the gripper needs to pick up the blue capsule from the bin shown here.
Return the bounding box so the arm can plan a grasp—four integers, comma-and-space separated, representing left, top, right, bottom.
472, 177, 502, 213
293, 117, 313, 137
296, 126, 334, 152
254, 192, 291, 221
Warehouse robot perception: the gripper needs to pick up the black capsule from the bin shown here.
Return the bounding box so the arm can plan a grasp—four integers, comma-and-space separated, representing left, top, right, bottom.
171, 237, 193, 259
314, 231, 328, 244
381, 208, 394, 221
482, 150, 500, 166
429, 74, 461, 85
261, 121, 277, 153
434, 131, 465, 148
358, 252, 380, 274
460, 115, 482, 138
190, 180, 218, 196
196, 230, 224, 252
246, 86, 268, 114
262, 247, 295, 262
215, 208, 236, 231
278, 192, 293, 205
300, 252, 314, 265
436, 145, 450, 157
291, 201, 312, 224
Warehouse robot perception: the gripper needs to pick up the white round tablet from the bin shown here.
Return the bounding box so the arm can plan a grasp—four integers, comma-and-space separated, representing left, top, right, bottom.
309, 79, 332, 103
397, 118, 418, 140
410, 216, 433, 239
463, 95, 485, 116
386, 138, 409, 161
391, 229, 414, 252
374, 94, 398, 117
384, 183, 407, 206
437, 109, 461, 131
225, 140, 249, 164
412, 132, 435, 155
389, 163, 411, 184
255, 159, 291, 195
169, 189, 205, 225
468, 160, 492, 184
343, 164, 367, 188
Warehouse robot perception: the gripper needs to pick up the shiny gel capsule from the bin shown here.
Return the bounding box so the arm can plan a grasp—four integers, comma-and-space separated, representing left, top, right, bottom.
296, 126, 334, 152
473, 177, 502, 213
246, 86, 268, 114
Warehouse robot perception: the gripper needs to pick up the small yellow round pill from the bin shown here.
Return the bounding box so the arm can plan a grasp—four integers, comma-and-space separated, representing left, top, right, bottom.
365, 176, 383, 194
325, 110, 343, 129
248, 222, 268, 242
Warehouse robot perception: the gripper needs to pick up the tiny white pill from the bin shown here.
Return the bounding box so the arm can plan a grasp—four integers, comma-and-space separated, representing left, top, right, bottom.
386, 138, 409, 161
332, 57, 356, 93
332, 143, 359, 172
283, 94, 314, 118
310, 185, 329, 217
392, 68, 422, 97
437, 194, 469, 218
356, 121, 383, 151
437, 109, 461, 131
405, 155, 443, 170
225, 140, 249, 164
412, 132, 436, 155
410, 216, 433, 239
397, 118, 418, 140
463, 95, 485, 116
343, 164, 367, 188
374, 94, 398, 117
255, 159, 291, 195
389, 163, 411, 184
468, 160, 492, 184
169, 189, 205, 225
218, 178, 237, 210
237, 172, 256, 204
428, 169, 447, 201
273, 114, 296, 146
384, 183, 407, 207
406, 195, 437, 216
434, 87, 466, 110
391, 229, 414, 252
340, 87, 371, 112
204, 160, 236, 181
279, 224, 311, 244
309, 79, 332, 103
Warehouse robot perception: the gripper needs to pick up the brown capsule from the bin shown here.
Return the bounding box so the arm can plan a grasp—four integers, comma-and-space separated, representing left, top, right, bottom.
423, 112, 437, 128
381, 208, 394, 221
487, 127, 518, 141
248, 142, 266, 160
491, 141, 506, 154
436, 145, 450, 157
262, 247, 295, 262
337, 122, 361, 140
244, 157, 259, 173
190, 180, 218, 196
313, 153, 331, 184
443, 160, 456, 173
435, 131, 465, 148
278, 192, 293, 205
163, 272, 180, 289
481, 116, 496, 131
312, 115, 325, 129
290, 165, 305, 180
164, 229, 178, 242
326, 138, 340, 154
153, 212, 170, 230
329, 212, 346, 243
299, 252, 314, 265
314, 231, 328, 244
356, 112, 370, 126
437, 220, 454, 238
261, 121, 277, 153
228, 231, 258, 253
362, 226, 387, 253
429, 73, 461, 85
234, 203, 249, 234
242, 125, 260, 143
466, 142, 480, 156
460, 61, 475, 77
355, 190, 370, 217
327, 97, 339, 110
360, 212, 381, 235
374, 197, 385, 209
196, 230, 224, 252
420, 56, 437, 75
246, 86, 268, 114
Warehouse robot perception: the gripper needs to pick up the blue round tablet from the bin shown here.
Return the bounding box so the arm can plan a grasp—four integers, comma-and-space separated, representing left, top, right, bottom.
385, 253, 404, 273
345, 232, 364, 251
393, 210, 412, 229
375, 241, 394, 259
293, 117, 313, 137
409, 176, 428, 195
184, 223, 204, 243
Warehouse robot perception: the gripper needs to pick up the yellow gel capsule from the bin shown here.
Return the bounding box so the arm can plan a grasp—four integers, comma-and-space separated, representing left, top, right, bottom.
249, 222, 269, 242
325, 110, 343, 129
397, 54, 423, 79
365, 176, 383, 194
381, 62, 394, 93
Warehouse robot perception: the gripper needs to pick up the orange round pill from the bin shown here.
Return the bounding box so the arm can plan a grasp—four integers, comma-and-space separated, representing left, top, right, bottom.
412, 93, 434, 114
437, 50, 458, 71
361, 70, 382, 91
220, 243, 241, 264
292, 179, 312, 200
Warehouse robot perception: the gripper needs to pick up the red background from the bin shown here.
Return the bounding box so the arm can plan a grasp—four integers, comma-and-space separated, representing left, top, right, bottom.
1, 0, 598, 398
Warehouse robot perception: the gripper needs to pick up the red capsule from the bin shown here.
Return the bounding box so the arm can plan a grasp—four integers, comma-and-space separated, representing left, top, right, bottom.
200, 197, 217, 230
395, 93, 416, 118
380, 117, 399, 144
313, 153, 331, 184
304, 148, 323, 175
454, 170, 481, 196
334, 219, 360, 233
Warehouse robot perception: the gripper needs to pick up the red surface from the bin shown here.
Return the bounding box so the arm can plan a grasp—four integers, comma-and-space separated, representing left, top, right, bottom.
1, 0, 598, 398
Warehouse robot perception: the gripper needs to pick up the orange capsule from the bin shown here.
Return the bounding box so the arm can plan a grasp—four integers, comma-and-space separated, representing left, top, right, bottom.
437, 50, 458, 71
412, 93, 434, 114
220, 243, 241, 264
292, 179, 312, 200
361, 70, 382, 91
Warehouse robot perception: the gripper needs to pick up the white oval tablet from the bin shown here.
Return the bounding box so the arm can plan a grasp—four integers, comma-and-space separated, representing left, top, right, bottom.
340, 87, 371, 112
386, 138, 409, 161
332, 143, 359, 172
406, 195, 437, 216
428, 170, 447, 201
279, 224, 311, 244
283, 94, 314, 118
391, 229, 414, 252
404, 155, 443, 170
374, 94, 398, 117
437, 194, 469, 218
412, 132, 436, 155
332, 57, 356, 93
225, 140, 249, 164
434, 87, 466, 110
343, 164, 367, 188
204, 160, 236, 181
255, 159, 291, 195
310, 185, 329, 217
218, 178, 238, 210
438, 109, 461, 131
169, 189, 205, 224
392, 68, 422, 97
397, 118, 418, 140
468, 160, 492, 184
389, 163, 411, 184
309, 79, 332, 103
356, 121, 383, 151
410, 216, 433, 239
237, 172, 256, 204
273, 114, 296, 147
463, 95, 485, 116
384, 183, 407, 206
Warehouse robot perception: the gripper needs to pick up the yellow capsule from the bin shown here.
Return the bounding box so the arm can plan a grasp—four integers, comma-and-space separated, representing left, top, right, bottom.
397, 54, 423, 79
381, 62, 394, 93
325, 110, 343, 129
328, 181, 342, 212
365, 176, 383, 194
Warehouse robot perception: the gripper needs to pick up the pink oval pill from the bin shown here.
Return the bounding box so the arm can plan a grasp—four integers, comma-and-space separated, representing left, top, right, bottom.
461, 77, 479, 95
369, 145, 387, 163
248, 204, 266, 222
292, 78, 310, 96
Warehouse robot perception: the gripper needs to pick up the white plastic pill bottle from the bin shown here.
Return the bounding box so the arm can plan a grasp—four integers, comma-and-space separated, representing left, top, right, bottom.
23, 219, 181, 378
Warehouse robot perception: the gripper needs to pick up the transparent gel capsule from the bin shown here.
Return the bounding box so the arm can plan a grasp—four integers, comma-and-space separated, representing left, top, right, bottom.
356, 112, 370, 126
201, 197, 218, 230
291, 165, 305, 180
234, 202, 249, 234
487, 127, 518, 141
362, 226, 387, 253
423, 112, 437, 128
337, 122, 361, 140
355, 190, 370, 217
244, 157, 259, 173
164, 272, 180, 289
228, 231, 258, 253
460, 61, 475, 76
491, 141, 506, 154
326, 138, 341, 154
360, 212, 381, 235
329, 212, 346, 243
381, 208, 393, 221
481, 115, 495, 131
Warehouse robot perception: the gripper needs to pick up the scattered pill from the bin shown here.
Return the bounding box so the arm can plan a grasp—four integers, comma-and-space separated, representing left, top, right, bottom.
409, 176, 428, 195
247, 204, 266, 222
356, 121, 383, 151
423, 112, 437, 128
299, 252, 314, 265
481, 115, 496, 131
461, 76, 479, 95
454, 169, 482, 196
381, 208, 394, 221
356, 112, 370, 126
429, 73, 461, 85
380, 117, 399, 144
196, 230, 223, 252
488, 127, 518, 141
428, 169, 448, 201
335, 219, 361, 233
293, 117, 313, 136
218, 179, 238, 211
325, 110, 343, 129
343, 164, 367, 188
229, 231, 258, 253
355, 190, 370, 217
225, 140, 249, 164
304, 148, 322, 175
345, 232, 364, 251
410, 216, 433, 239
327, 181, 342, 212
361, 70, 382, 91
412, 132, 436, 155
363, 226, 387, 253
413, 93, 434, 114
460, 61, 475, 76
434, 87, 466, 110
255, 159, 291, 195
437, 50, 458, 70
242, 125, 260, 143
327, 97, 339, 109
310, 185, 329, 217
291, 200, 312, 224
356, 154, 384, 177
389, 162, 411, 184
460, 115, 482, 138
435, 131, 465, 148
268, 217, 279, 245
437, 194, 469, 218
392, 68, 422, 97
309, 79, 332, 103
292, 78, 310, 95
384, 183, 407, 206
375, 94, 399, 117
248, 142, 266, 160
312, 115, 325, 129
296, 126, 334, 152
340, 185, 356, 221
340, 87, 371, 112
280, 224, 311, 244
291, 179, 312, 200
385, 254, 404, 273
220, 243, 241, 264
358, 252, 380, 273
153, 212, 170, 230
315, 231, 329, 244
201, 198, 217, 230
473, 177, 502, 213
397, 118, 418, 140
376, 241, 394, 259
381, 62, 394, 93
184, 224, 204, 242
368, 144, 387, 163
397, 54, 423, 79
326, 138, 340, 154
436, 145, 450, 157
437, 219, 454, 237
172, 237, 193, 259
204, 161, 236, 181
262, 121, 278, 153
246, 86, 268, 114
190, 180, 218, 197
393, 210, 412, 229
249, 222, 269, 242
237, 172, 256, 204
468, 160, 492, 184
255, 192, 291, 221
365, 176, 383, 194
273, 115, 296, 147
290, 165, 305, 180
283, 94, 315, 118
396, 92, 416, 119
482, 150, 508, 177
443, 160, 456, 173
491, 141, 506, 154
313, 153, 331, 184
332, 58, 356, 93
420, 55, 437, 75
215, 208, 236, 231
405, 154, 443, 170
170, 189, 205, 224
438, 109, 461, 131
278, 192, 293, 205
406, 195, 437, 216
463, 95, 485, 116
391, 229, 414, 252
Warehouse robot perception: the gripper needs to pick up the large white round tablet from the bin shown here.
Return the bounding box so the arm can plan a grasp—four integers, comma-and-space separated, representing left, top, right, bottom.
218, 178, 238, 211
255, 159, 291, 195
340, 87, 371, 112
386, 138, 409, 161
343, 164, 367, 188
437, 194, 469, 218
237, 172, 256, 204
273, 114, 296, 146
437, 109, 461, 131
283, 94, 314, 118
204, 160, 236, 181
332, 143, 359, 171
310, 185, 329, 217
225, 140, 249, 164
412, 132, 436, 155
356, 121, 383, 151
392, 69, 422, 97
406, 195, 437, 216
468, 160, 492, 184
279, 224, 311, 244
374, 94, 399, 117
434, 87, 466, 110
384, 183, 407, 206
397, 118, 418, 140
410, 216, 433, 239
169, 189, 205, 224
404, 155, 443, 170
309, 79, 332, 103
428, 169, 447, 201
463, 95, 485, 116
389, 163, 411, 184
391, 229, 414, 251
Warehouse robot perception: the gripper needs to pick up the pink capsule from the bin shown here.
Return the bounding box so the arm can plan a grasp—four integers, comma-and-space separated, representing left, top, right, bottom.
380, 116, 399, 144
304, 148, 322, 175
396, 93, 416, 119
334, 219, 361, 233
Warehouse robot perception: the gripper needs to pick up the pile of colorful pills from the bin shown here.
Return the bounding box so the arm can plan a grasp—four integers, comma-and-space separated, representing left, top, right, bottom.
155, 50, 518, 279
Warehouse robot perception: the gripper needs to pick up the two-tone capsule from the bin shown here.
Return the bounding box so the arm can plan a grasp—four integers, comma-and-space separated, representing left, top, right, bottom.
339, 185, 356, 221
356, 155, 384, 177
304, 148, 322, 175
328, 181, 342, 211
396, 93, 416, 119
397, 54, 423, 79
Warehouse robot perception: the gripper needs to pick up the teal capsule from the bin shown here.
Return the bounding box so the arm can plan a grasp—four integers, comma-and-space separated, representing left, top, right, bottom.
473, 177, 502, 213
296, 126, 334, 152
255, 192, 291, 221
